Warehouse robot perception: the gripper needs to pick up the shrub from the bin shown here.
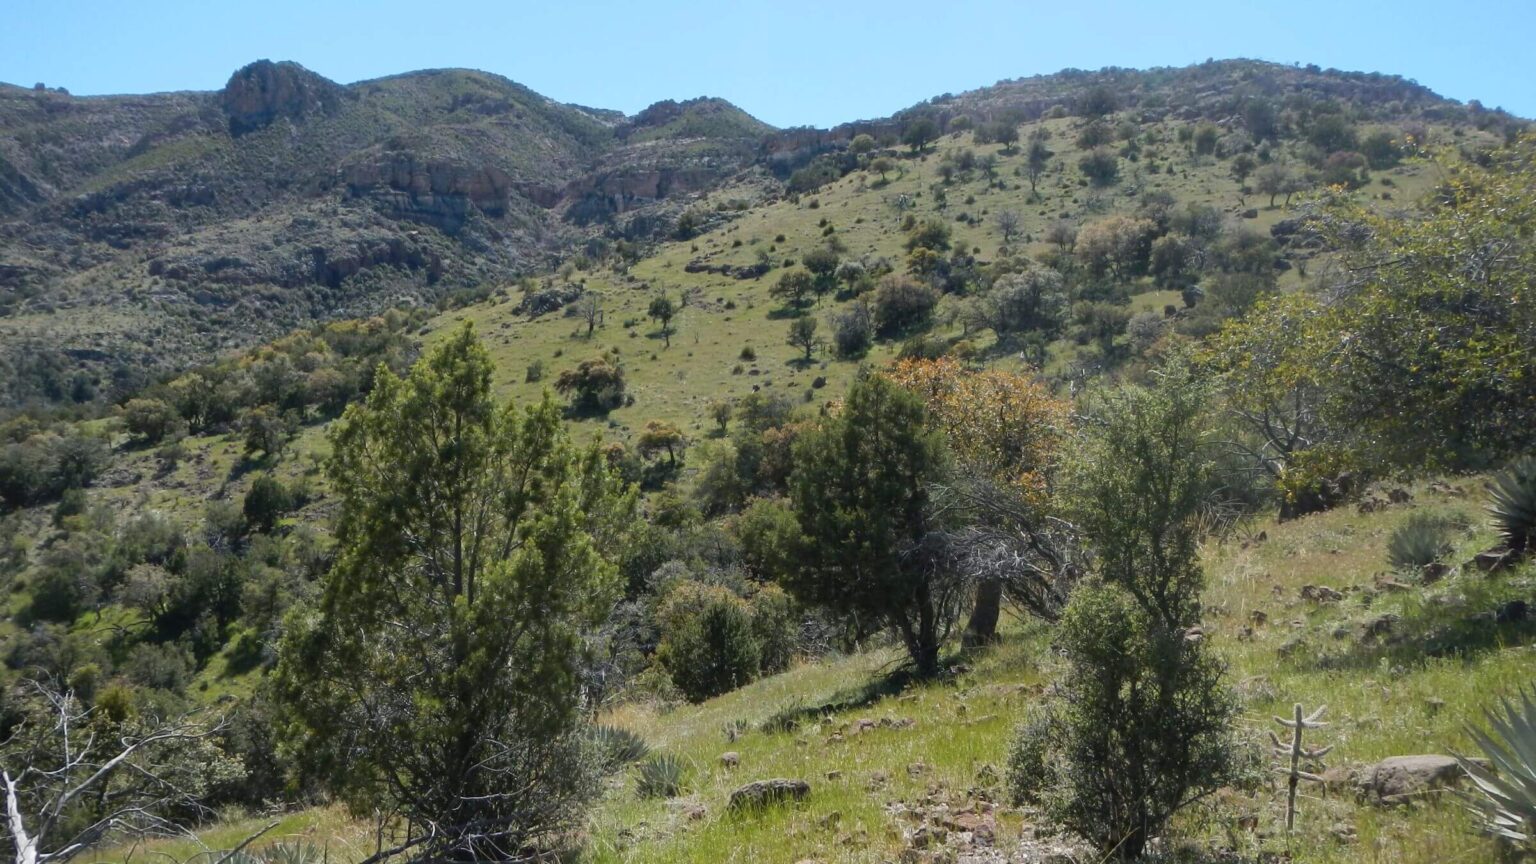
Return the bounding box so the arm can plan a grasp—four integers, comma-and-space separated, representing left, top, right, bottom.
1078, 148, 1120, 186
554, 356, 627, 414
122, 398, 182, 444
525, 360, 545, 383
1004, 706, 1057, 806
658, 585, 761, 702
749, 583, 798, 674
873, 277, 939, 337
1387, 512, 1455, 570
636, 753, 688, 799
1489, 457, 1536, 554
829, 301, 874, 359
243, 474, 294, 534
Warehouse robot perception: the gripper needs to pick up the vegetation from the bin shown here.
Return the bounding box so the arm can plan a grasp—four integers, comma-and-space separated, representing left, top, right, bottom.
272, 325, 634, 861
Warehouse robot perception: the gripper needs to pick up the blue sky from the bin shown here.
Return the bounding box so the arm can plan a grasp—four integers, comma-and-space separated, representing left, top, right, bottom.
3, 0, 1531, 127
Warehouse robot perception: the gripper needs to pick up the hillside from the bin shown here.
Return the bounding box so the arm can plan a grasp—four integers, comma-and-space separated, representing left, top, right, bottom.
2, 57, 1534, 864
0, 61, 772, 407
2, 58, 1520, 413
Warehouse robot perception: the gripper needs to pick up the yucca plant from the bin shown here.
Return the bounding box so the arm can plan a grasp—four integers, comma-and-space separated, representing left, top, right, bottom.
1456, 686, 1536, 851
636, 753, 688, 799
261, 841, 327, 864
1489, 457, 1536, 554
590, 723, 650, 773
1387, 512, 1455, 570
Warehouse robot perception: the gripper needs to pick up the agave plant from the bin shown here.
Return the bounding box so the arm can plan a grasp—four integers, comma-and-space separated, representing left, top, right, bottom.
636, 752, 688, 799
1489, 457, 1536, 554
261, 841, 327, 864
1456, 687, 1536, 850
1387, 512, 1455, 571
589, 723, 650, 773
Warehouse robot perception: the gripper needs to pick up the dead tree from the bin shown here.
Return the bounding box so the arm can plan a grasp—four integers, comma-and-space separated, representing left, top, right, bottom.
2, 682, 237, 864
1270, 703, 1332, 832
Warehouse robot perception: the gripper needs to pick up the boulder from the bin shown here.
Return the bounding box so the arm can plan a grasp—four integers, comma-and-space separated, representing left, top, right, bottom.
728, 778, 810, 811
720, 751, 740, 769
1356, 755, 1467, 804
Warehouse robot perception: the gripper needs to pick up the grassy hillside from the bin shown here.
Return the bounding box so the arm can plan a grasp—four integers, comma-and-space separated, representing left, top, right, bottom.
85, 478, 1532, 863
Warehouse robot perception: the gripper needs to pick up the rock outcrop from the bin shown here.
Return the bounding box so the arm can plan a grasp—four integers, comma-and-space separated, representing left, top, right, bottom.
222, 60, 342, 136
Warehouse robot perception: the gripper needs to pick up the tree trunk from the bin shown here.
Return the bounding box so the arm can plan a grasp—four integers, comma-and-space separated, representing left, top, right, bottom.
962, 579, 1003, 648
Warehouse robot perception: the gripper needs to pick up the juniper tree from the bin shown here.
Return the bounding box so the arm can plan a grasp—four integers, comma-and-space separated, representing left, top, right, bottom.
274, 324, 634, 863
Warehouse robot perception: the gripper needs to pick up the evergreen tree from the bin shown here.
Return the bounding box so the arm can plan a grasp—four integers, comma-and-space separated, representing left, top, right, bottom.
274, 324, 634, 862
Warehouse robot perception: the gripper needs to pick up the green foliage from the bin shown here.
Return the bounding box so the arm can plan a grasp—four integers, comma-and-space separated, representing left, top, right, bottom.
784, 373, 957, 675
274, 324, 634, 861
122, 397, 182, 444
1457, 686, 1536, 850
658, 583, 761, 702
243, 475, 294, 534
1387, 512, 1455, 570
636, 753, 688, 799
1037, 364, 1238, 859
1004, 705, 1056, 806
590, 724, 651, 773
555, 355, 628, 415
902, 117, 939, 153
872, 276, 939, 337
1489, 457, 1536, 553
1078, 148, 1120, 186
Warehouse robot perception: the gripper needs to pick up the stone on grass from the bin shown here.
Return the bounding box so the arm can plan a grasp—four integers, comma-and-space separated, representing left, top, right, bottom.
728, 778, 811, 812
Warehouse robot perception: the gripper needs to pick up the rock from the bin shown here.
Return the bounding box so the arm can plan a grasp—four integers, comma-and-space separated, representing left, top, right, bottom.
825, 770, 844, 781
1471, 546, 1518, 573
1363, 613, 1399, 638
681, 802, 707, 822
1496, 600, 1529, 624
1357, 755, 1468, 804
1249, 609, 1269, 626
720, 751, 740, 768
818, 811, 841, 829
1386, 487, 1414, 504
907, 761, 929, 778
867, 771, 889, 791
728, 778, 810, 811
1420, 562, 1452, 583
1301, 584, 1344, 602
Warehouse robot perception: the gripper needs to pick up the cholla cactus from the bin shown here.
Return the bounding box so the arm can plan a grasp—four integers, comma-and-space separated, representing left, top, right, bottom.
1270, 703, 1332, 831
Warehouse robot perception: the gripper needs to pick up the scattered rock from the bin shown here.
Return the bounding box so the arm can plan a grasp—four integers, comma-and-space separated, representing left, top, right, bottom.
825, 770, 843, 781
1386, 487, 1414, 504
1248, 609, 1269, 626
728, 778, 811, 812
1363, 613, 1399, 638
907, 761, 929, 778
720, 751, 740, 769
1420, 561, 1452, 583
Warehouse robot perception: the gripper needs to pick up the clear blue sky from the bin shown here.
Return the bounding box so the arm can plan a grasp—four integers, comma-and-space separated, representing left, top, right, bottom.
3, 0, 1531, 127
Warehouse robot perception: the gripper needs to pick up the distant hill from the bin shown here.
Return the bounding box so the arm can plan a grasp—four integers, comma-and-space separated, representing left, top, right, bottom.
0, 58, 1520, 409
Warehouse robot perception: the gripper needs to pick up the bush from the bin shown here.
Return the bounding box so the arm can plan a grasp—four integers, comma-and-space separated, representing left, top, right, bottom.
243, 474, 294, 534
1005, 706, 1056, 806
1387, 512, 1455, 570
1457, 686, 1536, 852
122, 398, 182, 444
554, 356, 627, 415
829, 301, 874, 358
658, 585, 761, 702
748, 583, 798, 674
1078, 148, 1119, 186
873, 276, 939, 337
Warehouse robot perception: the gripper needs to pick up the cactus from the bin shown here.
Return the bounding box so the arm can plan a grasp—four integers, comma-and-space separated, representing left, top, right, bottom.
1270, 703, 1332, 832
1489, 457, 1536, 554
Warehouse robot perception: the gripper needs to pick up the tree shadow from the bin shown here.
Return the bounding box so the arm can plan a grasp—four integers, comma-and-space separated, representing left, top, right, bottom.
766, 306, 807, 321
